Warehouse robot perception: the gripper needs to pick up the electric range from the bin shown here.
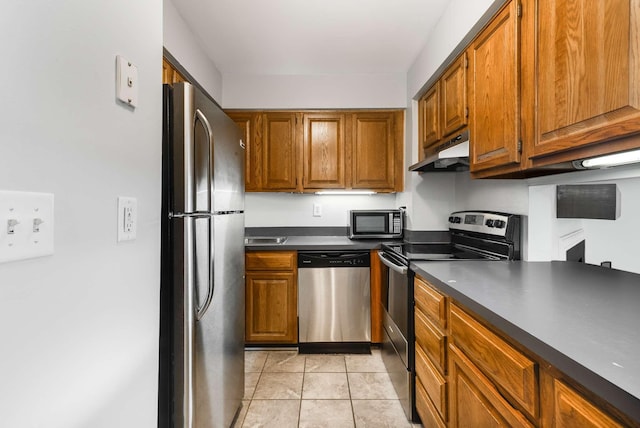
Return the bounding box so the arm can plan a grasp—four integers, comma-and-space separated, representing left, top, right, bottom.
377, 210, 522, 423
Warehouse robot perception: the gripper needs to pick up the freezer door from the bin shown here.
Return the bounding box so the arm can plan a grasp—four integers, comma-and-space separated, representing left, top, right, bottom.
194, 212, 245, 428
194, 89, 244, 212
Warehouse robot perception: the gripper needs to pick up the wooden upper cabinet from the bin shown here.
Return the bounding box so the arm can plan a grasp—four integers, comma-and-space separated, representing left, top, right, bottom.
420, 83, 441, 156
533, 0, 640, 161
302, 113, 345, 189
351, 112, 397, 190
469, 0, 521, 172
262, 112, 298, 191
162, 57, 186, 85
227, 112, 262, 191
441, 53, 468, 138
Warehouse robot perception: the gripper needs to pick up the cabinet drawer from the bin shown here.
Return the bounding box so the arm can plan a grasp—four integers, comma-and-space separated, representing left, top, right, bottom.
414, 275, 447, 329
416, 377, 446, 428
415, 343, 447, 421
415, 307, 446, 373
449, 344, 534, 427
246, 251, 296, 271
450, 304, 538, 419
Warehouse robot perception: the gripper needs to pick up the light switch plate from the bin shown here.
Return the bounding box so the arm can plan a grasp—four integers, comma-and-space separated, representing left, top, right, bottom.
116, 55, 138, 107
0, 190, 54, 263
117, 196, 137, 242
313, 203, 322, 217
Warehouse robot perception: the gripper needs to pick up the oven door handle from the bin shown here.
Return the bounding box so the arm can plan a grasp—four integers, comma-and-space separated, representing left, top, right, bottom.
378, 252, 408, 274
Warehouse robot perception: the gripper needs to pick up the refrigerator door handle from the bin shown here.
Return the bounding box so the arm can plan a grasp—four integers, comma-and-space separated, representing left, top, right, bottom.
193, 108, 215, 321
196, 216, 214, 321
194, 108, 214, 213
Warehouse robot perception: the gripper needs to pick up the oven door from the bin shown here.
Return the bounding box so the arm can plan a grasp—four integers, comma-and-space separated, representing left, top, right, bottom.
378, 251, 410, 365
378, 250, 417, 422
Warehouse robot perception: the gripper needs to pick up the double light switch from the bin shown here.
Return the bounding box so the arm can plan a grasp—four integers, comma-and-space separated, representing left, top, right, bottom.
0, 191, 54, 263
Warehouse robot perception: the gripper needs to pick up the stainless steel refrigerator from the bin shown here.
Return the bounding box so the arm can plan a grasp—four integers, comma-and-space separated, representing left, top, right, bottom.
159, 82, 245, 428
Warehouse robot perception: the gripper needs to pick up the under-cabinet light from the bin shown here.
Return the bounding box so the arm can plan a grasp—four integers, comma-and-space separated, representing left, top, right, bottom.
314, 190, 377, 195
575, 149, 640, 169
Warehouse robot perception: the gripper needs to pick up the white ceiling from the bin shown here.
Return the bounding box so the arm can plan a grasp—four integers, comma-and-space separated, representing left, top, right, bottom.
170, 0, 450, 75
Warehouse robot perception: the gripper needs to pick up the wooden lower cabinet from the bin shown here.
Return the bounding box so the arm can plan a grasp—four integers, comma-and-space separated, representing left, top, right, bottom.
245, 251, 297, 344
449, 344, 534, 427
413, 274, 630, 427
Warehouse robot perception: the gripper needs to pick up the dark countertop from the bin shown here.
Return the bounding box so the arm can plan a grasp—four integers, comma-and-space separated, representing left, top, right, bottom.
411, 260, 640, 423
245, 235, 401, 251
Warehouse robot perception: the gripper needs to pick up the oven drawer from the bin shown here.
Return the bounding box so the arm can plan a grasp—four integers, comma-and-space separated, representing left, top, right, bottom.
414, 275, 447, 329
415, 307, 446, 373
415, 342, 447, 421
450, 303, 538, 419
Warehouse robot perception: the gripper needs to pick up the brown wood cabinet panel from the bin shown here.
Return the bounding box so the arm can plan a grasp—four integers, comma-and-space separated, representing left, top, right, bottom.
351, 112, 396, 190
245, 271, 297, 343
414, 275, 447, 329
370, 250, 384, 344
416, 377, 447, 428
441, 53, 468, 138
533, 0, 640, 160
227, 112, 262, 191
246, 251, 296, 271
550, 380, 622, 428
469, 0, 521, 172
416, 343, 448, 421
262, 113, 298, 191
450, 303, 538, 419
302, 113, 345, 189
415, 308, 447, 373
420, 84, 441, 155
162, 57, 186, 85
449, 344, 534, 427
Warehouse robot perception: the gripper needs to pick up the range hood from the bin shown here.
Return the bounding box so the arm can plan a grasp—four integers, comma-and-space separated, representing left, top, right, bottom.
409, 130, 470, 172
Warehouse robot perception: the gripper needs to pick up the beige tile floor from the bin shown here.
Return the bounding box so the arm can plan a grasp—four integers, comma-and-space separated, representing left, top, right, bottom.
233, 349, 423, 428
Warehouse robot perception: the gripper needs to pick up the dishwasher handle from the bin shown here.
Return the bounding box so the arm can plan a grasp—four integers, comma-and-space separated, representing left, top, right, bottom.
377, 251, 408, 274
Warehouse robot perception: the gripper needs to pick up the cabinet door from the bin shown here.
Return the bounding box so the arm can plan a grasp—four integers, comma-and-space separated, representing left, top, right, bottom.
449, 345, 534, 428
245, 271, 297, 343
302, 113, 345, 189
420, 83, 441, 153
262, 113, 298, 191
351, 112, 396, 190
549, 380, 622, 428
227, 112, 261, 191
469, 0, 521, 172
441, 53, 468, 138
534, 0, 640, 159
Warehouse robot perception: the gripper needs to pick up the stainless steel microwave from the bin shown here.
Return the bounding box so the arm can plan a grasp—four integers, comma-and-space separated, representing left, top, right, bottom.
349, 210, 403, 239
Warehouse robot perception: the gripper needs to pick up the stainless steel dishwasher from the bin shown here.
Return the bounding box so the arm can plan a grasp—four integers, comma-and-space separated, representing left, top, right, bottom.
298, 251, 371, 353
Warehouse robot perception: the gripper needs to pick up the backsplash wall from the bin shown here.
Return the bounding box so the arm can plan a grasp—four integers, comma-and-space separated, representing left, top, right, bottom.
245, 193, 398, 228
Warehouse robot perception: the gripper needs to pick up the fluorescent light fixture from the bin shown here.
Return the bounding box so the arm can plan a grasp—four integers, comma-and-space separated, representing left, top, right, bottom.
315, 190, 377, 195
575, 149, 640, 169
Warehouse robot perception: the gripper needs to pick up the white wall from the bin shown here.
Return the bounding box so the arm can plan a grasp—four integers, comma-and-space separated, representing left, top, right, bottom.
164, 0, 224, 102
527, 165, 640, 273
222, 73, 407, 109
245, 193, 397, 227
0, 1, 161, 427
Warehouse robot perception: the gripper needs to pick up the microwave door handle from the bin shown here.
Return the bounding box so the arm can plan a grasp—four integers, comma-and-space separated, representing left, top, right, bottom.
378, 252, 408, 275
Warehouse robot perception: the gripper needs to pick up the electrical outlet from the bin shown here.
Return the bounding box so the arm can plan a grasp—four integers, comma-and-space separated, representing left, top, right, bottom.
117, 197, 137, 242
313, 203, 322, 217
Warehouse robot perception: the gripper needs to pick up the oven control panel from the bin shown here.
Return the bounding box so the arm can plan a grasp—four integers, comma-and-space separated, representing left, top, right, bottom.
448, 211, 515, 237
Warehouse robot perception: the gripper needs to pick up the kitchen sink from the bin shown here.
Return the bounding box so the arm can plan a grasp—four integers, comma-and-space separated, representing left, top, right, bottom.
244, 236, 288, 245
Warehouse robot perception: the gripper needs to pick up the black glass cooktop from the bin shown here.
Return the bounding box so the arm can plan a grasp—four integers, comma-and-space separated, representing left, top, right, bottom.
381, 242, 491, 262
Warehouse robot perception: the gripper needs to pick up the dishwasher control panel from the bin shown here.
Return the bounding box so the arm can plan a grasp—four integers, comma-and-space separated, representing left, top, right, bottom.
298, 252, 371, 268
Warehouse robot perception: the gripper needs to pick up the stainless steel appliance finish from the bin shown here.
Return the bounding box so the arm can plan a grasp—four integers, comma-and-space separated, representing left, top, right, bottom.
298, 252, 371, 353
378, 210, 522, 423
159, 82, 245, 428
349, 209, 403, 239
409, 129, 470, 172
